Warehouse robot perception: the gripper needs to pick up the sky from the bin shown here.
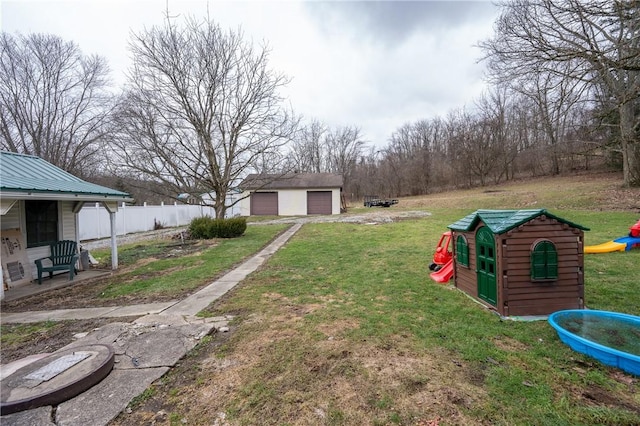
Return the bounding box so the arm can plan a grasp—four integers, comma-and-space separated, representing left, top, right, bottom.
1, 0, 501, 148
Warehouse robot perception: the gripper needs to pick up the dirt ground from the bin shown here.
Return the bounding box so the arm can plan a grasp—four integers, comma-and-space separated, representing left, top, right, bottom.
1, 239, 219, 313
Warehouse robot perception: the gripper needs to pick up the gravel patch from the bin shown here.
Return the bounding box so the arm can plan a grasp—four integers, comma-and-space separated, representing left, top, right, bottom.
253, 210, 431, 225
80, 210, 432, 250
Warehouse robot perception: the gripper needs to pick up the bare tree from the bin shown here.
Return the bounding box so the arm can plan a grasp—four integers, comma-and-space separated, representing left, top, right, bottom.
325, 125, 366, 187
0, 32, 112, 177
350, 146, 385, 199
287, 121, 365, 194
384, 120, 437, 196
475, 86, 527, 183
110, 16, 299, 218
480, 0, 640, 186
288, 119, 326, 173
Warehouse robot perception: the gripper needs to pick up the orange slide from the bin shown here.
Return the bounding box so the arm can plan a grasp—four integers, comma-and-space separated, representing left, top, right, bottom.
430, 259, 454, 283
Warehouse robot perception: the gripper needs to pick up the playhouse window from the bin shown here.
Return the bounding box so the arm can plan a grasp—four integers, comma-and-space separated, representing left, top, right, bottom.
531, 240, 558, 280
25, 200, 58, 248
456, 235, 469, 267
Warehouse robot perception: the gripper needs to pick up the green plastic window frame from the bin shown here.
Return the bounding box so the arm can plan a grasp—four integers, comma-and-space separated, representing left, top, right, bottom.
456, 235, 469, 267
530, 240, 558, 281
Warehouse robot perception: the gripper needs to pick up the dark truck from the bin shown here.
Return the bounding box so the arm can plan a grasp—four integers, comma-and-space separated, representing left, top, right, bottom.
363, 195, 399, 208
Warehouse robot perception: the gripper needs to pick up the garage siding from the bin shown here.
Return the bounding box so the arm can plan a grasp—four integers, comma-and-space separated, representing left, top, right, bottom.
307, 191, 332, 215
250, 192, 278, 216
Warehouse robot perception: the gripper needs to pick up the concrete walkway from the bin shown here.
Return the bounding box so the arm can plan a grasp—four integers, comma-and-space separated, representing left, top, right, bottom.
0, 224, 302, 426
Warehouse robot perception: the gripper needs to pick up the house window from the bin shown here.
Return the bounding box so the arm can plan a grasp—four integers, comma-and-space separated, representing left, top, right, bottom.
531, 240, 558, 280
456, 235, 469, 267
25, 200, 58, 248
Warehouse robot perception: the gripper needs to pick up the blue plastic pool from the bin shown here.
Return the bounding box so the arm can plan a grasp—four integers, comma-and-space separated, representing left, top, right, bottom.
548, 310, 640, 376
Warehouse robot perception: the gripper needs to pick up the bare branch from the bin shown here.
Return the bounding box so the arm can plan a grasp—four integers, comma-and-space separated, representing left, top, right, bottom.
0, 32, 113, 177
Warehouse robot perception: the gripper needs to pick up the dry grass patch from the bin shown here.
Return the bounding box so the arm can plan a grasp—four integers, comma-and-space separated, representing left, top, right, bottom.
316, 318, 360, 339
491, 336, 530, 353
400, 171, 637, 211
118, 290, 490, 426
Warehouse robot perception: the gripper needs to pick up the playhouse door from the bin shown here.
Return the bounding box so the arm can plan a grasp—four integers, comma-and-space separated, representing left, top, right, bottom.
476, 227, 497, 305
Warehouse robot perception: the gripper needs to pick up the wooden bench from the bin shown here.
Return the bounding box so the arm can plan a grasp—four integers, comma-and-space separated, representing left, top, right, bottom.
35, 240, 79, 284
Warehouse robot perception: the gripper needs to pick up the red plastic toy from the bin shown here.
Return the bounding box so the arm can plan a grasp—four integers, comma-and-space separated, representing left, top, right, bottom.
429, 231, 453, 272
630, 219, 640, 238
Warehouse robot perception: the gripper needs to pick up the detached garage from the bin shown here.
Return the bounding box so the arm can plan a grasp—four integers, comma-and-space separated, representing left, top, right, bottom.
239, 173, 343, 216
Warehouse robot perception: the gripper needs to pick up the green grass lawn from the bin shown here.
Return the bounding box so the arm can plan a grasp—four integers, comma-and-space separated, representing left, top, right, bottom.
203, 208, 639, 425
4, 175, 640, 425
91, 224, 289, 299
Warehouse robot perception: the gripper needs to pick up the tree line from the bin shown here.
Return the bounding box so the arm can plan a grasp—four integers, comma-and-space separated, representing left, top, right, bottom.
1, 1, 638, 217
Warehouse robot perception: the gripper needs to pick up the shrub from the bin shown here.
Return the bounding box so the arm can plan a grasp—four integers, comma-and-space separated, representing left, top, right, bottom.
218, 217, 247, 238
188, 216, 246, 239
189, 216, 213, 239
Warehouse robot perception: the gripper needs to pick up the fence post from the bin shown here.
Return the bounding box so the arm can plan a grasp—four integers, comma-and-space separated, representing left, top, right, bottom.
160, 201, 164, 230
95, 202, 101, 240
121, 202, 126, 236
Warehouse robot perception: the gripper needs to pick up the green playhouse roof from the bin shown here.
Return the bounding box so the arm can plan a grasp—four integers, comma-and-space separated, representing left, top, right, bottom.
448, 209, 589, 234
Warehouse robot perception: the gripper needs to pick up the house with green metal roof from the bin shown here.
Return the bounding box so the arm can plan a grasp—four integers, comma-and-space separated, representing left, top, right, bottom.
0, 151, 132, 299
447, 209, 589, 317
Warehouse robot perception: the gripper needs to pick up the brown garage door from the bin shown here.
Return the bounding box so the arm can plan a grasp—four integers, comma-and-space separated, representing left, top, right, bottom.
307, 191, 332, 215
250, 192, 278, 215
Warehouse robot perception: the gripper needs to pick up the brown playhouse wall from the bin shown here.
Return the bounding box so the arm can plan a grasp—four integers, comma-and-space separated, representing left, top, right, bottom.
453, 215, 585, 317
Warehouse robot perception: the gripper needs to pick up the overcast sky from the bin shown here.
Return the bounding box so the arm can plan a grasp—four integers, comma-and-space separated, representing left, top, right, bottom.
1, 0, 500, 148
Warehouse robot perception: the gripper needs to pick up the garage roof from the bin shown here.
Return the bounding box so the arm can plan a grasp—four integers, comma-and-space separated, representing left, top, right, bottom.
448, 209, 589, 234
240, 173, 343, 190
0, 151, 132, 201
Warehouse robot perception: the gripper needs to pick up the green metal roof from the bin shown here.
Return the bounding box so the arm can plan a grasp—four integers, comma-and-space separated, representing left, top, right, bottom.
448, 209, 589, 234
0, 151, 131, 200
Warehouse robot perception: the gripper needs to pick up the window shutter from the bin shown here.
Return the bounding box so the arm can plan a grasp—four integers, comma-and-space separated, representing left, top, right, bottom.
531, 250, 545, 279
456, 235, 469, 266
546, 245, 558, 278
531, 240, 558, 280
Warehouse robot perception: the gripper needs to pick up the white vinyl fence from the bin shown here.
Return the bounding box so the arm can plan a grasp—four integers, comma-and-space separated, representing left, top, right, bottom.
78, 201, 239, 241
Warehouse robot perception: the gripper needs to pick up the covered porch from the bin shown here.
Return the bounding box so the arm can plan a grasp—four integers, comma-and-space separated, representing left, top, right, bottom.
0, 151, 133, 301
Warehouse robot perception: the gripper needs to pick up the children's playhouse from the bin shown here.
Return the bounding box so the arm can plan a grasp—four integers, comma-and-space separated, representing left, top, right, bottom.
447, 209, 589, 317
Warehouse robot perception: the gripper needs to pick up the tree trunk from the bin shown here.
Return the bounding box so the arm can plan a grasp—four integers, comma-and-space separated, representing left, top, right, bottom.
620, 101, 640, 187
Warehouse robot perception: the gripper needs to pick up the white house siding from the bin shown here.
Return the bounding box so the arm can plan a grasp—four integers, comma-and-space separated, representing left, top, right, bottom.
239, 188, 341, 216
1, 200, 21, 230
1, 202, 43, 281
60, 201, 76, 241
